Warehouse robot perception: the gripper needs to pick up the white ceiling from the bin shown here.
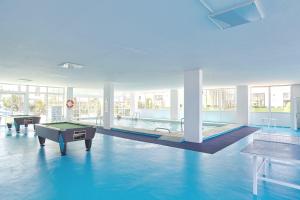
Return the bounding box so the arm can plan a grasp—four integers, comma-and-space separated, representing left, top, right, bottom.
0, 0, 299, 89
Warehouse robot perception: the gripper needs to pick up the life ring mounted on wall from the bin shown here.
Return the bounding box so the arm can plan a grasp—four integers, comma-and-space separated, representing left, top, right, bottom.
66, 99, 74, 109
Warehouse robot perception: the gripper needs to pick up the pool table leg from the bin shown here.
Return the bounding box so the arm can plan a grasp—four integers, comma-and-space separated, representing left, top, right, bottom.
85, 139, 92, 151
38, 136, 45, 146
59, 134, 67, 156
7, 123, 12, 130
14, 123, 20, 133
59, 143, 67, 156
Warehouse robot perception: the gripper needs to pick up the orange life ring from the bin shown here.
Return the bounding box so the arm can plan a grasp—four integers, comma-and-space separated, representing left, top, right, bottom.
66, 99, 74, 108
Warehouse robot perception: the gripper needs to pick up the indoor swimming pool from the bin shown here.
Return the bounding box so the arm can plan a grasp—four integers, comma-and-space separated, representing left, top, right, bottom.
77, 117, 242, 140
111, 118, 242, 140
113, 118, 225, 133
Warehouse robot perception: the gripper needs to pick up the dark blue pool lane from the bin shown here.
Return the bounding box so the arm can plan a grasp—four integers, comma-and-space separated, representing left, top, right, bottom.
98, 126, 259, 154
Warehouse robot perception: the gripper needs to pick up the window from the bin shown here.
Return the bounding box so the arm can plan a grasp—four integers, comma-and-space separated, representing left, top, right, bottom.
73, 88, 103, 122
27, 85, 65, 122
0, 84, 65, 123
0, 84, 19, 92
0, 94, 25, 115
251, 87, 269, 112
250, 85, 291, 113
137, 90, 170, 110
221, 88, 236, 111
114, 92, 132, 117
203, 88, 236, 111
73, 97, 102, 119
48, 87, 64, 94
271, 86, 291, 112
203, 89, 219, 111
29, 93, 47, 122
48, 94, 64, 121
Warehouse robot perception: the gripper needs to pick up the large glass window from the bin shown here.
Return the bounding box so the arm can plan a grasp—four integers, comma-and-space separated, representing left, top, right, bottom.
73, 88, 103, 124
250, 85, 291, 113
29, 93, 47, 122
114, 92, 132, 117
47, 94, 64, 121
271, 86, 291, 112
203, 89, 219, 111
251, 87, 269, 112
137, 90, 170, 110
0, 94, 25, 115
0, 83, 65, 124
203, 88, 236, 111
27, 86, 65, 122
221, 88, 236, 111
0, 84, 19, 92
134, 90, 170, 120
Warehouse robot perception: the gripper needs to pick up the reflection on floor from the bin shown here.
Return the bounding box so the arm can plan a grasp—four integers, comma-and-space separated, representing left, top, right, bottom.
253, 125, 300, 136
0, 126, 300, 200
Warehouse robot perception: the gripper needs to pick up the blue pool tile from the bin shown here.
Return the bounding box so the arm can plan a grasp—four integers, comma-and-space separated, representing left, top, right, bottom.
0, 127, 300, 200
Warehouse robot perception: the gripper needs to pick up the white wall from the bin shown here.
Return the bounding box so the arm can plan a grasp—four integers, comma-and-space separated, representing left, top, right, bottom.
236, 85, 249, 125
249, 112, 291, 127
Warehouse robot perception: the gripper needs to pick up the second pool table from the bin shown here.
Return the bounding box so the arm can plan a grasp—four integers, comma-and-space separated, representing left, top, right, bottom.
8, 115, 41, 132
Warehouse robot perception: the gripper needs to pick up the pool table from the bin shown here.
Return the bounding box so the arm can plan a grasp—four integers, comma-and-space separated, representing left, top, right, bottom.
35, 122, 96, 155
7, 115, 41, 132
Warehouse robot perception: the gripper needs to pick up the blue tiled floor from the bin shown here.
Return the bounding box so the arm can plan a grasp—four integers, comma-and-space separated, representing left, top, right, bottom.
0, 126, 300, 200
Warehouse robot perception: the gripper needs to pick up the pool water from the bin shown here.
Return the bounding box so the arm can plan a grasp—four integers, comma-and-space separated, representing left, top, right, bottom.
113, 118, 224, 132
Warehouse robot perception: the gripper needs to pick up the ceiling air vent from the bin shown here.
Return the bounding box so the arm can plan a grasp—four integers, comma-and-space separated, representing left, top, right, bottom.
200, 0, 264, 30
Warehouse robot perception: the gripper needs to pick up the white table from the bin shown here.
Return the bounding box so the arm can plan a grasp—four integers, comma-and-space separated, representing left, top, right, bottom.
241, 140, 300, 195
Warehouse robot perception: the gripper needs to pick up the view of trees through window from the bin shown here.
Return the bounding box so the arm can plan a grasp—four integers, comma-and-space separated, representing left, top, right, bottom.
0, 94, 24, 114
251, 86, 290, 113
203, 88, 236, 111
73, 97, 102, 120
0, 84, 65, 124
73, 88, 103, 122
113, 90, 171, 119
137, 91, 170, 110
114, 92, 132, 117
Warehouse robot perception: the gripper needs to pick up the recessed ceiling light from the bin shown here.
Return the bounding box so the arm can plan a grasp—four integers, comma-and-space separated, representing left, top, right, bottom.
18, 78, 32, 82
58, 62, 85, 69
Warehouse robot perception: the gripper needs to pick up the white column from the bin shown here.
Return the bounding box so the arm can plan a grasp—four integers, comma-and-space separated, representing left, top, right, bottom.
24, 86, 29, 115
184, 69, 203, 143
130, 92, 136, 116
236, 85, 249, 125
170, 89, 179, 120
65, 87, 73, 121
291, 84, 300, 130
103, 82, 114, 129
